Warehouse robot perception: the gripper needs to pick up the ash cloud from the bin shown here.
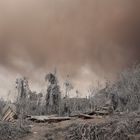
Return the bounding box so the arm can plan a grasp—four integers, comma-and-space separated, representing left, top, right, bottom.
0, 0, 140, 96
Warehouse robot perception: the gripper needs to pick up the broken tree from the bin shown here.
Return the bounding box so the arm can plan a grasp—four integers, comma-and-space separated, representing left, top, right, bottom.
45, 72, 61, 115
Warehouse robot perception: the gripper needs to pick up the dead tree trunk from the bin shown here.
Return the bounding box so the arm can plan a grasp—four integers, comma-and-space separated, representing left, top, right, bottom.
45, 73, 61, 115
16, 77, 29, 127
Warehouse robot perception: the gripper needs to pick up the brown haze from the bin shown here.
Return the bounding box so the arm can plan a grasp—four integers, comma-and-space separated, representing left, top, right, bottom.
0, 0, 140, 98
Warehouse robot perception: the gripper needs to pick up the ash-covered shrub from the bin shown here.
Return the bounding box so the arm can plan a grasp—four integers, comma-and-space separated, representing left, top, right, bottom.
93, 64, 140, 112
65, 113, 140, 140
110, 64, 140, 112
0, 122, 30, 140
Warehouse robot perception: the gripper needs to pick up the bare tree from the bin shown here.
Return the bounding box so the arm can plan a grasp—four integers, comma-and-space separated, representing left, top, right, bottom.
16, 77, 30, 127
64, 75, 74, 98
63, 75, 74, 116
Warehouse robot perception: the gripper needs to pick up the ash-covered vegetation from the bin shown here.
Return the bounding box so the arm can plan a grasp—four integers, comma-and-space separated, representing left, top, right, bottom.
65, 64, 140, 140
66, 113, 140, 140
93, 64, 140, 112
0, 122, 30, 140
13, 72, 94, 118
1, 64, 140, 140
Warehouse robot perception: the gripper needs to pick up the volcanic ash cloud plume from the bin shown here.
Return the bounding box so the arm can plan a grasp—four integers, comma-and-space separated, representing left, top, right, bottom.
0, 0, 140, 97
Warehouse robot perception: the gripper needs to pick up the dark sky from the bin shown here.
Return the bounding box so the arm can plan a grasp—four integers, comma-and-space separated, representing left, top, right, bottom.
0, 0, 140, 98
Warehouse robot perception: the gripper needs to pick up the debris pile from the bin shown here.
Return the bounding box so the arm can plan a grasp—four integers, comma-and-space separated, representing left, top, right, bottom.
2, 104, 17, 122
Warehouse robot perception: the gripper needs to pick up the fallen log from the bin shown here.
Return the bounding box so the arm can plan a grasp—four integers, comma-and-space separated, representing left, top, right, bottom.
29, 116, 71, 123
70, 110, 109, 118
95, 111, 109, 115
78, 114, 94, 119
87, 110, 109, 116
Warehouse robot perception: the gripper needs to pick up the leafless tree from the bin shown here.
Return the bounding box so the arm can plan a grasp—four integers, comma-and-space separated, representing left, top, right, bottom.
64, 75, 74, 98
16, 77, 30, 127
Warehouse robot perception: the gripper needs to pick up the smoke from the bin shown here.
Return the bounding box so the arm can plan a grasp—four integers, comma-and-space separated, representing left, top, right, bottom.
0, 0, 140, 97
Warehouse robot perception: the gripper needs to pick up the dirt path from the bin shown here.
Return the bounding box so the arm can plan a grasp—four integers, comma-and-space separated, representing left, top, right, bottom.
22, 124, 49, 140
21, 119, 76, 140
21, 123, 65, 140
20, 117, 105, 140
